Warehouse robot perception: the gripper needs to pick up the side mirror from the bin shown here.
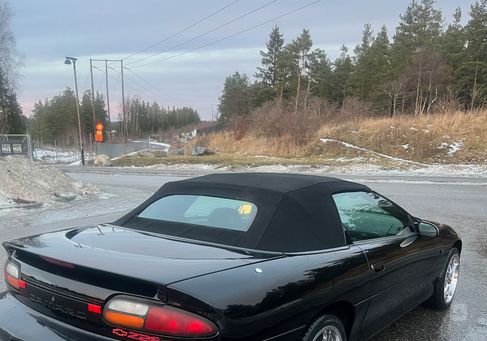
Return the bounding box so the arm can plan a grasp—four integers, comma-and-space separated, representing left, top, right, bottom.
418, 222, 439, 238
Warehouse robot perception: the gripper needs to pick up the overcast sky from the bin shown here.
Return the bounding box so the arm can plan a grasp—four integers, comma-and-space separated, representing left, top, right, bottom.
10, 0, 474, 120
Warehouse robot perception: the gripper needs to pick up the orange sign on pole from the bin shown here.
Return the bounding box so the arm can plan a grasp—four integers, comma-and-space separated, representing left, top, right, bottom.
95, 122, 104, 142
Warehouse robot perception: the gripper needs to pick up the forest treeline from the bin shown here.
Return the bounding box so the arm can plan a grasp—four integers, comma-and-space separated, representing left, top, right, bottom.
218, 0, 487, 123
0, 1, 25, 134
29, 89, 200, 144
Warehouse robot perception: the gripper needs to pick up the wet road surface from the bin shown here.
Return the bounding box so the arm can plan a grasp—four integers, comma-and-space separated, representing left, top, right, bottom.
0, 169, 486, 341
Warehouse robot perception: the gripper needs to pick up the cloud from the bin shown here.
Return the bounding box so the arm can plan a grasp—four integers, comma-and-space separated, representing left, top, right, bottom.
11, 0, 477, 120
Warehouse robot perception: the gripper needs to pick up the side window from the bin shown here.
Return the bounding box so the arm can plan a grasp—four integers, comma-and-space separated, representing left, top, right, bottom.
332, 191, 411, 242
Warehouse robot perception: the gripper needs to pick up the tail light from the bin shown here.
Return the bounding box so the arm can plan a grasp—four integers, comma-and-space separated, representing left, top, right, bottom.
103, 296, 217, 337
4, 261, 26, 290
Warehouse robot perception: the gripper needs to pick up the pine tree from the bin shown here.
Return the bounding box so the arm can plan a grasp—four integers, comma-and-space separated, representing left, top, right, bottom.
329, 45, 354, 105
392, 0, 445, 114
256, 26, 284, 89
309, 49, 333, 99
353, 23, 375, 99
218, 72, 251, 121
457, 0, 487, 108
287, 29, 313, 111
437, 8, 465, 103
369, 26, 398, 116
393, 0, 443, 56
0, 67, 25, 133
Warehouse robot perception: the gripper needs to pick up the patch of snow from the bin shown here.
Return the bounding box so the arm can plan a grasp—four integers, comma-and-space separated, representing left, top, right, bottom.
124, 159, 487, 177
0, 192, 12, 207
249, 163, 487, 177
0, 155, 98, 207
132, 140, 170, 152
400, 144, 410, 149
320, 138, 427, 166
97, 192, 116, 200
438, 141, 463, 156
409, 127, 418, 131
35, 148, 82, 164
439, 142, 449, 149
448, 141, 463, 156
149, 141, 170, 150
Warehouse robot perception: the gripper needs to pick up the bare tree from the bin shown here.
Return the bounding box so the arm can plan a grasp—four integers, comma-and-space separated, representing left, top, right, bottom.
0, 1, 21, 87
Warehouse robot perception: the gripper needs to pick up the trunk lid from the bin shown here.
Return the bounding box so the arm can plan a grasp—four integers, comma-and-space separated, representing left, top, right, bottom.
3, 225, 282, 339
4, 224, 280, 288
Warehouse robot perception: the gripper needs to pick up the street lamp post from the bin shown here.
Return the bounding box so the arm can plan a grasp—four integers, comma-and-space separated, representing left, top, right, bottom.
64, 56, 85, 166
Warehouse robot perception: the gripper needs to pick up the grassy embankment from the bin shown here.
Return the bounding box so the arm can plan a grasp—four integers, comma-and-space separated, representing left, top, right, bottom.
113, 110, 487, 168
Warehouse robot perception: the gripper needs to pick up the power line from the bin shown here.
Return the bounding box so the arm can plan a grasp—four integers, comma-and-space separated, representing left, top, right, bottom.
95, 64, 179, 107
122, 0, 240, 62
92, 66, 106, 92
122, 80, 159, 104
131, 0, 321, 69
123, 74, 180, 107
126, 0, 277, 67
124, 67, 181, 103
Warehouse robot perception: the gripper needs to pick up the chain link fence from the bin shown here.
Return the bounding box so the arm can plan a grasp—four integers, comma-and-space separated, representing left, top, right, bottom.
0, 134, 33, 159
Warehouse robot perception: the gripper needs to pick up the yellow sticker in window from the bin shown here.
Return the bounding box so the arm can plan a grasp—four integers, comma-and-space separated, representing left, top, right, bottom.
238, 204, 253, 215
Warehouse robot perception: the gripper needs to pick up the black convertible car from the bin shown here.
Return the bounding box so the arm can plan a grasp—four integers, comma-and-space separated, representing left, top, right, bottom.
1, 173, 461, 341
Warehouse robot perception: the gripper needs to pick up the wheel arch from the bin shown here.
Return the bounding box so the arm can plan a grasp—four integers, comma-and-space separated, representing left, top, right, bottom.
311, 301, 356, 339
453, 240, 462, 254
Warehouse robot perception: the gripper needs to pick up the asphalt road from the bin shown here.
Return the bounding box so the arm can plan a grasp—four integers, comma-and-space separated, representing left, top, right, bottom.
1, 168, 486, 341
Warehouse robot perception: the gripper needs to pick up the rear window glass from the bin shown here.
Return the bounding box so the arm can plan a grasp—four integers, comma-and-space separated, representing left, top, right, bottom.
137, 195, 258, 231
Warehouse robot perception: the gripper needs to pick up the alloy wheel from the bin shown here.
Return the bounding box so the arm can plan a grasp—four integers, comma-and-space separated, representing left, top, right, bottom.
312, 325, 343, 341
444, 253, 460, 304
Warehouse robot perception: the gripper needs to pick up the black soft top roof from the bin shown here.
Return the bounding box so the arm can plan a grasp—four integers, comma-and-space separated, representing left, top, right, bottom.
181, 173, 347, 193
116, 173, 370, 252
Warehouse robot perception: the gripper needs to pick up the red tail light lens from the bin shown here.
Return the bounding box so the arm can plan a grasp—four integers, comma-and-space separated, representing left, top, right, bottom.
4, 261, 25, 290
103, 296, 217, 337
145, 305, 217, 337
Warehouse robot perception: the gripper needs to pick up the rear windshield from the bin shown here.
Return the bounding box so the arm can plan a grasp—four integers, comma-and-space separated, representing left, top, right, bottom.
137, 195, 258, 232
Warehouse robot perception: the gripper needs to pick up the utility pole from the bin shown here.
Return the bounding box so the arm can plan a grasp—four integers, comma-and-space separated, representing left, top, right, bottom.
64, 57, 85, 165
104, 60, 112, 135
89, 59, 96, 137
121, 59, 127, 142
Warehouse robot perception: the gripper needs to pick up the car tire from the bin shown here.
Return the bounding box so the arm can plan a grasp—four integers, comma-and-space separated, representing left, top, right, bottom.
426, 247, 460, 310
302, 314, 347, 341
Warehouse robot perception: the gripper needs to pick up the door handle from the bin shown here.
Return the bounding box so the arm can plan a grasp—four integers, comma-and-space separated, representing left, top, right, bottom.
371, 262, 386, 273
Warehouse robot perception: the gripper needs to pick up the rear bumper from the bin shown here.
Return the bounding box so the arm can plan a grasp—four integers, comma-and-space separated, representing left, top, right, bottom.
0, 290, 301, 341
0, 291, 116, 341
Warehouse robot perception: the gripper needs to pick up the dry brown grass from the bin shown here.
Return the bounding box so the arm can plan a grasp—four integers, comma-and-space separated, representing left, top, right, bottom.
318, 110, 487, 163
199, 110, 487, 164
199, 132, 315, 157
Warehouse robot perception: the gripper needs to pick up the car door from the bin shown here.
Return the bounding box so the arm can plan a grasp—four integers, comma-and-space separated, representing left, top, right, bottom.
332, 191, 441, 339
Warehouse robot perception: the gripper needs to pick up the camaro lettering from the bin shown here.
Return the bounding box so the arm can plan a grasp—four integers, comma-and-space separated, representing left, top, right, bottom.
111, 328, 160, 341
28, 293, 86, 319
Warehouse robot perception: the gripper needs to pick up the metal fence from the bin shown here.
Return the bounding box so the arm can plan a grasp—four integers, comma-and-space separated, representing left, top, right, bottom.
0, 134, 33, 159
94, 141, 153, 158
31, 138, 170, 163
